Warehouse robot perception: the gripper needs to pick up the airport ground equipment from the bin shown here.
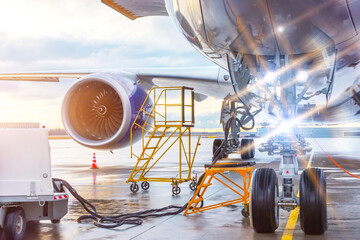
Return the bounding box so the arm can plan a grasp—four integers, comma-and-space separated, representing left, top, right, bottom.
128, 87, 200, 195
184, 161, 254, 216
0, 123, 68, 240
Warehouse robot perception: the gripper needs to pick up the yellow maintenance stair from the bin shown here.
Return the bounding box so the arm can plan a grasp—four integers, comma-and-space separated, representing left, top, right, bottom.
184, 161, 254, 216
128, 87, 200, 195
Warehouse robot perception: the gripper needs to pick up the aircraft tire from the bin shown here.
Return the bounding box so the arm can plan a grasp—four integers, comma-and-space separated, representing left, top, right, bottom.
300, 168, 327, 234
212, 139, 223, 155
213, 138, 228, 159
250, 168, 279, 233
241, 139, 254, 160
249, 139, 255, 159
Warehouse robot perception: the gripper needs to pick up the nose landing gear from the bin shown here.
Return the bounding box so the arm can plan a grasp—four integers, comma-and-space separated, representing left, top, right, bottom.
254, 134, 327, 234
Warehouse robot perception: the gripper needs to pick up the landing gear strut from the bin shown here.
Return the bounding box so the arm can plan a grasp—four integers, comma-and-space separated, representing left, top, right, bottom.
213, 97, 259, 161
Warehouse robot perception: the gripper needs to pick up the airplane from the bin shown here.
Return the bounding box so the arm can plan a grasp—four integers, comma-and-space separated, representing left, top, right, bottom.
1, 0, 360, 235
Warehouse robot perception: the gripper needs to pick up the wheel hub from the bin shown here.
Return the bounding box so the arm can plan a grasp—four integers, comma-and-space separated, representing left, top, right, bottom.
15, 216, 23, 234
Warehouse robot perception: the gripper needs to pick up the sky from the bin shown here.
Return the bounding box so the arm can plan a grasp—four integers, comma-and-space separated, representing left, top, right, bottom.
0, 0, 224, 130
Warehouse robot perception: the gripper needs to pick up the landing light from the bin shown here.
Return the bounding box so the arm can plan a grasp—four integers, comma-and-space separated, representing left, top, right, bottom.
264, 72, 277, 83
296, 71, 309, 83
278, 121, 294, 133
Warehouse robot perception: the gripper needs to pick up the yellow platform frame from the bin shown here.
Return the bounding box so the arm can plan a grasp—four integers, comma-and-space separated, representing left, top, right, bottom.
184, 163, 253, 215
128, 87, 199, 185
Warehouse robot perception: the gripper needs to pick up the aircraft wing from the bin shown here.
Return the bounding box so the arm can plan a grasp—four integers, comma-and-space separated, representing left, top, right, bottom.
101, 0, 168, 20
0, 67, 232, 99
0, 72, 89, 82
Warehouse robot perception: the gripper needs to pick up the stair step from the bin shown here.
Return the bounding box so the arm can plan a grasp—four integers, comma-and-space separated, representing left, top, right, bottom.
151, 135, 163, 138
135, 167, 146, 171
138, 158, 150, 161
200, 183, 212, 187
146, 147, 157, 149
192, 198, 204, 204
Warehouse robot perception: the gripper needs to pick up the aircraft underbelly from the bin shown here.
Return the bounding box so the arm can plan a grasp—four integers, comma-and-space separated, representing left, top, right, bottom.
168, 0, 359, 62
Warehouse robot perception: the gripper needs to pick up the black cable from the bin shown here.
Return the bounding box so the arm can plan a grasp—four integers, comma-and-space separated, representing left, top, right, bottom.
52, 178, 188, 229
235, 106, 255, 131
212, 116, 236, 164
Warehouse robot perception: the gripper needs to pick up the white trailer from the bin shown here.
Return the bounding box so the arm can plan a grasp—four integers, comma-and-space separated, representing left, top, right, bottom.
0, 123, 68, 240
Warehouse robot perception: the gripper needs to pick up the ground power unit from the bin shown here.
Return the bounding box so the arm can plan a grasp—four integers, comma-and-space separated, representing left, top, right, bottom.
0, 123, 68, 240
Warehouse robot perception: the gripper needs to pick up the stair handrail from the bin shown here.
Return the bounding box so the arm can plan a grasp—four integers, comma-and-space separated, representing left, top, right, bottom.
130, 87, 189, 158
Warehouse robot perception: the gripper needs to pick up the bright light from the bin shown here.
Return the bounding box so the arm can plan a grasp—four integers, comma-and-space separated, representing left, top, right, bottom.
277, 26, 284, 33
264, 72, 277, 83
296, 70, 309, 83
278, 120, 294, 133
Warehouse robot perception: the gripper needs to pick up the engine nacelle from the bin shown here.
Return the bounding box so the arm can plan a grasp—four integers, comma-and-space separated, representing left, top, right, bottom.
62, 72, 151, 150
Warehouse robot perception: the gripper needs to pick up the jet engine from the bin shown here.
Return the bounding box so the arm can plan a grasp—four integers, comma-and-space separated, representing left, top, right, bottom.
61, 72, 151, 150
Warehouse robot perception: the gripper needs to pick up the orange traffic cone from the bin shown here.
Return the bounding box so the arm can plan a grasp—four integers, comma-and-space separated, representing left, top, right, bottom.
90, 153, 99, 169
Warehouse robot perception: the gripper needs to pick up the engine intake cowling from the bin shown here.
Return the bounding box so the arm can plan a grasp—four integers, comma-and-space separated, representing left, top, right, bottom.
62, 72, 150, 150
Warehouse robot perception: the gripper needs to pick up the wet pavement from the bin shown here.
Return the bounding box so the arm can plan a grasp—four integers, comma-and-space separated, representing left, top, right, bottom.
4, 137, 360, 239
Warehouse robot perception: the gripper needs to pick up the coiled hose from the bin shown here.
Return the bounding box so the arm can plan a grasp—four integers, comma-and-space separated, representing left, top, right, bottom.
53, 178, 188, 229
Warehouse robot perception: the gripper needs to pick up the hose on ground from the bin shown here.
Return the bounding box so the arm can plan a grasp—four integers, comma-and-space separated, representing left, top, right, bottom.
53, 178, 188, 229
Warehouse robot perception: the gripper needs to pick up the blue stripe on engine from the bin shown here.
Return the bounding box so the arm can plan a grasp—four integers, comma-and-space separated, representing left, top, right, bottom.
116, 84, 150, 147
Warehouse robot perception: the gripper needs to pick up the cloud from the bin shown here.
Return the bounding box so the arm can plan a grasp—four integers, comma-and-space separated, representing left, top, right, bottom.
0, 0, 223, 129
0, 1, 193, 50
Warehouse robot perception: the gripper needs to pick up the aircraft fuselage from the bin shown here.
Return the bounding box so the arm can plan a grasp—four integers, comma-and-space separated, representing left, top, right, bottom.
166, 0, 360, 123
166, 0, 360, 70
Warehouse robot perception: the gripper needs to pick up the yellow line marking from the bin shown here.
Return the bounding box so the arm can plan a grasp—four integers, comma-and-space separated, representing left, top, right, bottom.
281, 150, 314, 240
282, 207, 300, 240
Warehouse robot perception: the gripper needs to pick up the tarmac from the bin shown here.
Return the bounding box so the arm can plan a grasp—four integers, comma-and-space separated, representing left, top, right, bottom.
5, 137, 360, 240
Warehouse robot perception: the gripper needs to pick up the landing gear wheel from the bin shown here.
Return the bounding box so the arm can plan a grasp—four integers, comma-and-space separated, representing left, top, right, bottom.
51, 220, 60, 224
172, 185, 181, 195
300, 168, 327, 235
213, 138, 228, 158
249, 139, 255, 158
189, 181, 197, 191
141, 181, 150, 191
130, 182, 139, 193
212, 139, 222, 155
250, 168, 279, 233
4, 207, 26, 240
241, 138, 255, 160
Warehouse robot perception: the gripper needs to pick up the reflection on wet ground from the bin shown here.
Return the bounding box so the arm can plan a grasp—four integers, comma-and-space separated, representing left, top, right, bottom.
1, 137, 360, 239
